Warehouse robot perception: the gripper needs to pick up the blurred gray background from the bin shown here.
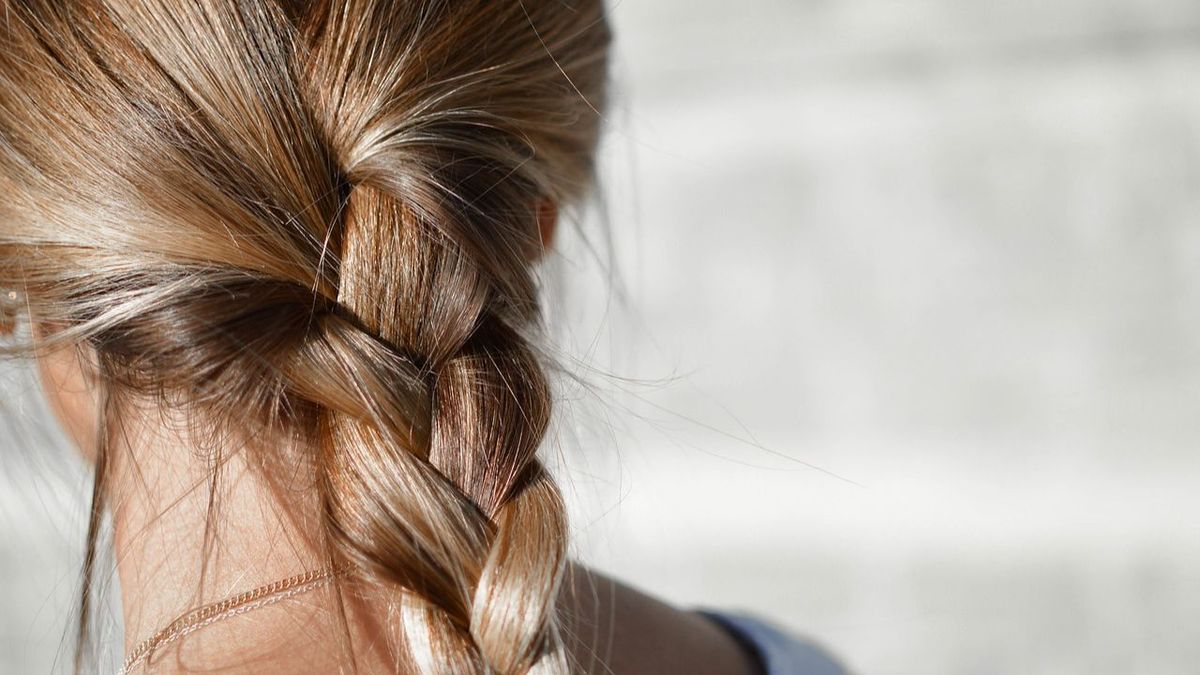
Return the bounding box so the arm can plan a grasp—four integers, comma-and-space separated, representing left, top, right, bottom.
5, 0, 1200, 673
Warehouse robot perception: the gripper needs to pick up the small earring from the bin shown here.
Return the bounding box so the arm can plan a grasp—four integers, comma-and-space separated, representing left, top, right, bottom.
0, 290, 19, 337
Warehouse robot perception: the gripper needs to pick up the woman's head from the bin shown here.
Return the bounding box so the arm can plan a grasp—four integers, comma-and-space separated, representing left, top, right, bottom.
0, 1, 610, 672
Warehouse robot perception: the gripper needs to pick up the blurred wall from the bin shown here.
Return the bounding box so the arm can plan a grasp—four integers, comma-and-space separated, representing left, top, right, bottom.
561, 1, 1200, 674
5, 1, 1200, 673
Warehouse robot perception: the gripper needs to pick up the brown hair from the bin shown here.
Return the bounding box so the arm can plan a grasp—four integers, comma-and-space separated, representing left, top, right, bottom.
0, 0, 609, 672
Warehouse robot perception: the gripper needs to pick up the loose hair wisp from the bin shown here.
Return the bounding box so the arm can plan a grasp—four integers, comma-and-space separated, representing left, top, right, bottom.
0, 1, 610, 672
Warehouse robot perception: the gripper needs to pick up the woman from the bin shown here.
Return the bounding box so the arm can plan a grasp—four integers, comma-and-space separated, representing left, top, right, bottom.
0, 1, 846, 673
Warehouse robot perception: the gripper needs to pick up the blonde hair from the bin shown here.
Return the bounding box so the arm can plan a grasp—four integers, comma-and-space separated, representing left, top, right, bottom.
0, 1, 609, 672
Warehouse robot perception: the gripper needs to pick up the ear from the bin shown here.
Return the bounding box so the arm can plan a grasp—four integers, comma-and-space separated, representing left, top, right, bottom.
535, 198, 559, 255
32, 323, 102, 462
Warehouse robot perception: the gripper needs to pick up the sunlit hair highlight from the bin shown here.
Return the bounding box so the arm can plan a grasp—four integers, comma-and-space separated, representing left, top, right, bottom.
0, 0, 610, 672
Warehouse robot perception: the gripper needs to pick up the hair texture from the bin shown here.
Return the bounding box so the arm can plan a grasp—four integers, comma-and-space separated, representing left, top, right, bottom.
0, 1, 610, 673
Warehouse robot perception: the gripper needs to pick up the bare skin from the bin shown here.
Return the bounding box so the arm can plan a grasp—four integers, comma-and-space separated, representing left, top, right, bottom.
35, 339, 760, 675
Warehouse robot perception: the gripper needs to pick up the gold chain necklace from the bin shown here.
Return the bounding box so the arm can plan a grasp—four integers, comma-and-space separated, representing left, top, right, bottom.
119, 567, 341, 675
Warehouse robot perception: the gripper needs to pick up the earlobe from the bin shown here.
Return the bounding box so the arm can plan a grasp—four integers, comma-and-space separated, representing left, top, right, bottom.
32, 324, 102, 462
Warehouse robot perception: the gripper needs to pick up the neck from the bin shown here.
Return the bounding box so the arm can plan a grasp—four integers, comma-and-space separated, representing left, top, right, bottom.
104, 404, 758, 675
108, 405, 366, 671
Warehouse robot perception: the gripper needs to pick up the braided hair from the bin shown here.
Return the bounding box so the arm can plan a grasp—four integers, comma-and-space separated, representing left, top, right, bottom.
0, 0, 610, 672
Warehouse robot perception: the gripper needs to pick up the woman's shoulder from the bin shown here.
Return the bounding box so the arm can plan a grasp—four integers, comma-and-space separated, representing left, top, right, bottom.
696, 610, 849, 675
561, 565, 847, 675
561, 566, 761, 675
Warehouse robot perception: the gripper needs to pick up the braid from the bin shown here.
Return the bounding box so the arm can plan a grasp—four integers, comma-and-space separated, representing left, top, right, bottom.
292, 3, 609, 667
0, 0, 610, 672
287, 181, 568, 671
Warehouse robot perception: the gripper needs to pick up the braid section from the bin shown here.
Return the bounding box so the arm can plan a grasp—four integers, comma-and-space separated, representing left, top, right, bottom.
0, 1, 610, 672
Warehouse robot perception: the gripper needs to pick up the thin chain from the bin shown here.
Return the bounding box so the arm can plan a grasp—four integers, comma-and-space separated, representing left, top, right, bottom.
119, 567, 342, 675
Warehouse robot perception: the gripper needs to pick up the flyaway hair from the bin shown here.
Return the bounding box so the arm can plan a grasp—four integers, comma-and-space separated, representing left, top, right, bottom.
0, 1, 610, 672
